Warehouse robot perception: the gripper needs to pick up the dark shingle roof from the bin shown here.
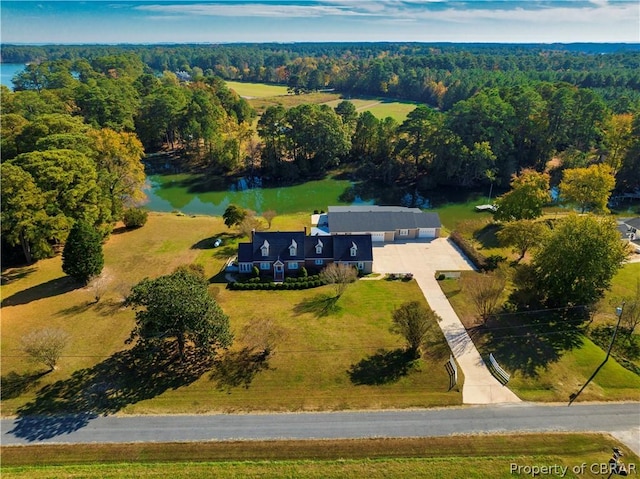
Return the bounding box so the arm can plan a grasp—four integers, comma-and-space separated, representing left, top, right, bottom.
304, 235, 334, 259
328, 209, 441, 233
332, 234, 373, 262
250, 231, 306, 262
238, 231, 373, 264
328, 205, 422, 213
238, 243, 254, 263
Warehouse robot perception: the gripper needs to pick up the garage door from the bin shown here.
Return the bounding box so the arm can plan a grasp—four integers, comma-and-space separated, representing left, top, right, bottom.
418, 228, 436, 238
370, 232, 386, 242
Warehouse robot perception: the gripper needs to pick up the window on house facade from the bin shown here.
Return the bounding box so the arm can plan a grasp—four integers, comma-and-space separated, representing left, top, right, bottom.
261, 240, 269, 257
239, 263, 252, 273
260, 262, 270, 270
350, 241, 358, 257
289, 239, 297, 256
315, 259, 324, 265
288, 261, 298, 269
357, 262, 364, 270
400, 229, 409, 236
315, 239, 323, 254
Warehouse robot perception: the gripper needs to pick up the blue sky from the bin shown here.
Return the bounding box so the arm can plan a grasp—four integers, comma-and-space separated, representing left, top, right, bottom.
1, 1, 639, 44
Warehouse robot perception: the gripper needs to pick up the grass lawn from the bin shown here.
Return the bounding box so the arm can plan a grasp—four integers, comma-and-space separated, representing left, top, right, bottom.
225, 80, 289, 98
235, 79, 418, 122
439, 271, 640, 402
322, 98, 418, 122
1, 213, 460, 417
248, 91, 342, 115
433, 195, 494, 232
2, 433, 636, 478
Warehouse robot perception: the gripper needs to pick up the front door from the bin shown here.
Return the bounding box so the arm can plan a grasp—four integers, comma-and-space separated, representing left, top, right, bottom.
274, 262, 284, 281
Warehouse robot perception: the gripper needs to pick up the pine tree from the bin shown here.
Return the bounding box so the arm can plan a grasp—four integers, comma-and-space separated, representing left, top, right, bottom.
62, 221, 104, 284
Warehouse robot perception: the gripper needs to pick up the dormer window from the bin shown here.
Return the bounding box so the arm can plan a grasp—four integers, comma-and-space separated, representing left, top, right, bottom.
315, 239, 323, 254
289, 239, 297, 256
261, 240, 269, 257
350, 241, 358, 257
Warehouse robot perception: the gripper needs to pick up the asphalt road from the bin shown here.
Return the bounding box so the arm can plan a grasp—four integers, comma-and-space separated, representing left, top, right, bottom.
2, 403, 639, 452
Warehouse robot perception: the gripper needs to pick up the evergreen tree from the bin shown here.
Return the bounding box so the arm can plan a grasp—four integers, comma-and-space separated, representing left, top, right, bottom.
62, 221, 104, 284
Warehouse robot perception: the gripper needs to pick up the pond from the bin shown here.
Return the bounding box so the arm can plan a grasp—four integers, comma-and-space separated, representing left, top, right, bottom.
144, 173, 371, 215
143, 171, 496, 231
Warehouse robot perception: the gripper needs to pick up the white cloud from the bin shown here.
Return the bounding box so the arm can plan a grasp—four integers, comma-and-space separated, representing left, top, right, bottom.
136, 3, 372, 18
135, 0, 639, 27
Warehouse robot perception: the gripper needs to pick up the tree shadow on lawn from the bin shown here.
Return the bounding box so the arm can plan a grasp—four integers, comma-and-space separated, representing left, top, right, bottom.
473, 223, 501, 249
1, 266, 38, 285
8, 342, 212, 442
56, 298, 124, 317
481, 312, 586, 378
191, 232, 236, 250
1, 276, 81, 307
210, 347, 271, 392
1, 371, 49, 400
348, 348, 418, 386
294, 294, 342, 318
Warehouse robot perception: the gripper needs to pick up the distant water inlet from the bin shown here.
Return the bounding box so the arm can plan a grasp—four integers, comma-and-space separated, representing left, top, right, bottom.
0, 63, 25, 90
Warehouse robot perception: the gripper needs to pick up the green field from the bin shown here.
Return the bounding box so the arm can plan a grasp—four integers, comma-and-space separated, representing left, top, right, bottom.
2, 434, 637, 479
323, 98, 418, 122
225, 80, 290, 98
224, 80, 418, 121
1, 212, 460, 417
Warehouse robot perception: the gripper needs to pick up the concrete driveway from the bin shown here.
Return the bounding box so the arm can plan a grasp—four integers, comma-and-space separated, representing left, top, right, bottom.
372, 237, 475, 275
372, 238, 521, 405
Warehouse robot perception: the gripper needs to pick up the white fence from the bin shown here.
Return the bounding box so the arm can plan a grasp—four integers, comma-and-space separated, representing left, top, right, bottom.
489, 353, 510, 384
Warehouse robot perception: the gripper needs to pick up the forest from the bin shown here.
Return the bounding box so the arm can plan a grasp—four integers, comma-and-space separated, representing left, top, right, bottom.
3, 42, 640, 112
1, 43, 639, 264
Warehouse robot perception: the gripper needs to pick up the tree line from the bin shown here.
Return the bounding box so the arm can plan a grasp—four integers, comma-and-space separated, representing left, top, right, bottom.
257, 86, 639, 194
4, 42, 640, 113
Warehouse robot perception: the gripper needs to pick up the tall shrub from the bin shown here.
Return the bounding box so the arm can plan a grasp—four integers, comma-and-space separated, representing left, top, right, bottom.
62, 221, 104, 284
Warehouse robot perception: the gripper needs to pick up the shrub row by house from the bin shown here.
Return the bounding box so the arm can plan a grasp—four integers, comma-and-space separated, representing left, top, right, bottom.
228, 274, 326, 290
449, 231, 489, 271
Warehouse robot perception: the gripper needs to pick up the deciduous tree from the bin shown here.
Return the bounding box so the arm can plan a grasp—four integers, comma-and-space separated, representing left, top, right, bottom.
497, 219, 549, 263
223, 204, 247, 228
0, 163, 51, 263
13, 149, 106, 228
620, 279, 640, 337
319, 263, 358, 298
88, 128, 146, 220
559, 163, 616, 213
237, 213, 265, 238
532, 213, 628, 307
391, 301, 438, 356
602, 113, 634, 175
126, 267, 232, 361
460, 272, 506, 325
493, 169, 550, 221
262, 210, 277, 229
21, 328, 70, 372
